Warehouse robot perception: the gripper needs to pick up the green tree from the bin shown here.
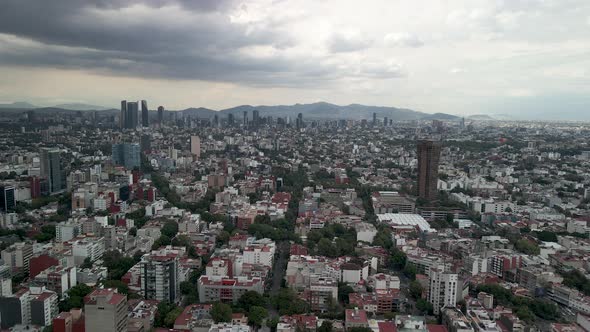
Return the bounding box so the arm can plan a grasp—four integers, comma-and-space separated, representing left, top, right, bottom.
211, 302, 233, 323
338, 283, 355, 304
403, 263, 417, 280
100, 280, 129, 294
318, 321, 333, 332
237, 291, 267, 312
416, 299, 433, 315
389, 249, 407, 270
409, 281, 423, 299
59, 284, 93, 312
164, 307, 184, 327
161, 221, 179, 238
248, 306, 268, 329
515, 239, 540, 255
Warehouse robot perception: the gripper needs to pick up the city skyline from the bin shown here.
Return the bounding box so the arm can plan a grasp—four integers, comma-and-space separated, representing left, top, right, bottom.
0, 0, 589, 117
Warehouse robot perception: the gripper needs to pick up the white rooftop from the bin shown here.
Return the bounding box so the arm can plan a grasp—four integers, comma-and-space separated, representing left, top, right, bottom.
377, 213, 433, 232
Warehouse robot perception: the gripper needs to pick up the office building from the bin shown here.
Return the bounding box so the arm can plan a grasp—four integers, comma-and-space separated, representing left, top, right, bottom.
190, 136, 201, 159
121, 100, 139, 130
372, 112, 377, 126
157, 106, 164, 125
140, 134, 151, 153
141, 100, 149, 127
243, 111, 248, 127
41, 148, 64, 194
417, 140, 442, 201
428, 267, 458, 315
84, 288, 128, 332
252, 110, 260, 126
228, 113, 234, 126
296, 113, 303, 129
112, 143, 141, 170
0, 185, 15, 212
139, 250, 180, 303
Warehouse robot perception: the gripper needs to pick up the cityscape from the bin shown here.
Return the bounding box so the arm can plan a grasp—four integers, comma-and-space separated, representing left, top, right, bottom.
1, 1, 590, 332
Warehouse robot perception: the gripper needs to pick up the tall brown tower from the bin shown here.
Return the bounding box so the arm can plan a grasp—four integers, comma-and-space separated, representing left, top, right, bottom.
417, 140, 442, 201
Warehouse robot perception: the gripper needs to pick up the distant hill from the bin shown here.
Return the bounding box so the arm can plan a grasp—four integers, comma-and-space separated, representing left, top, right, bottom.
0, 102, 36, 109
53, 103, 110, 111
422, 112, 461, 121
181, 107, 217, 118
0, 100, 462, 121
468, 114, 495, 121
219, 102, 454, 121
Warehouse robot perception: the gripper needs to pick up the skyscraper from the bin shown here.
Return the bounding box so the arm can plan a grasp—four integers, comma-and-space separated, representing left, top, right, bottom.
252, 110, 260, 126
227, 113, 234, 126
126, 101, 139, 129
373, 112, 377, 126
157, 106, 164, 125
190, 136, 201, 159
120, 100, 127, 129
417, 140, 441, 201
384, 117, 388, 127
111, 143, 141, 170
243, 111, 248, 127
428, 267, 458, 315
141, 100, 149, 127
0, 186, 15, 212
296, 113, 303, 129
40, 148, 63, 194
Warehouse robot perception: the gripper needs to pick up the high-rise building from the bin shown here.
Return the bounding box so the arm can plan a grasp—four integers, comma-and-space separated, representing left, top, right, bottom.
84, 288, 128, 332
252, 110, 260, 126
296, 113, 304, 129
227, 113, 234, 126
40, 148, 64, 194
157, 106, 164, 125
243, 111, 248, 127
112, 143, 141, 170
373, 112, 377, 126
428, 267, 458, 315
120, 100, 127, 129
126, 101, 139, 129
384, 117, 388, 127
141, 100, 149, 127
139, 251, 180, 303
417, 140, 441, 201
190, 136, 201, 159
0, 185, 15, 212
213, 114, 219, 127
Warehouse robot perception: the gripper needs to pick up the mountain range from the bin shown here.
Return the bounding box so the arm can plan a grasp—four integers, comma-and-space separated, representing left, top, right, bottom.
0, 101, 462, 121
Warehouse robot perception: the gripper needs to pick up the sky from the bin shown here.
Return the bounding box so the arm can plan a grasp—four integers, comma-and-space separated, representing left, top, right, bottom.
0, 0, 589, 116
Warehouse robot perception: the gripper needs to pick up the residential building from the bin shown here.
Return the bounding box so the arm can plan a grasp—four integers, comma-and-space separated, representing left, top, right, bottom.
428, 267, 458, 315
84, 288, 128, 332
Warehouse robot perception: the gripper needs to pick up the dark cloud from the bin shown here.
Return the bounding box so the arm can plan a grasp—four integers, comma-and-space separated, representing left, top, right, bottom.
0, 0, 404, 86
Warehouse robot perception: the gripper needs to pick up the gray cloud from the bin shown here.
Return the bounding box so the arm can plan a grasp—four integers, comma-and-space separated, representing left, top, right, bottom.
0, 0, 377, 86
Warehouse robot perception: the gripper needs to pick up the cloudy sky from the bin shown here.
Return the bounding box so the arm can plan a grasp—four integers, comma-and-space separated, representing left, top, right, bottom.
0, 0, 589, 116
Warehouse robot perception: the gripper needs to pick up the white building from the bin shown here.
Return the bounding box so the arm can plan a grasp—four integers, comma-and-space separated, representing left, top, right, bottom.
56, 222, 82, 242
71, 238, 105, 265
243, 243, 275, 268
428, 267, 458, 315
